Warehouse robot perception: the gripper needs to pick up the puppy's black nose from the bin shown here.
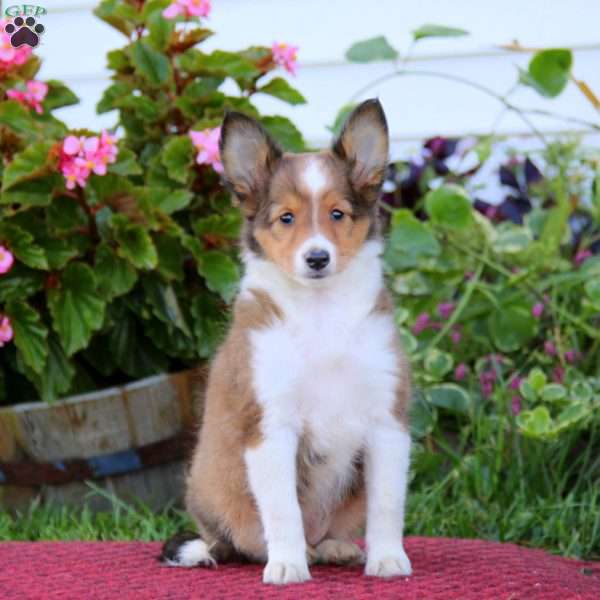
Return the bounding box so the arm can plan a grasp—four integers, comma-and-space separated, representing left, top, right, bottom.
305, 249, 330, 271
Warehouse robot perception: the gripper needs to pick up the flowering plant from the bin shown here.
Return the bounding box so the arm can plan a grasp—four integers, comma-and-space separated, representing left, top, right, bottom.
0, 0, 306, 404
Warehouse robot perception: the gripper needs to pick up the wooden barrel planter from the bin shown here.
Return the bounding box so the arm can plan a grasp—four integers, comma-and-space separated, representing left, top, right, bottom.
0, 370, 204, 512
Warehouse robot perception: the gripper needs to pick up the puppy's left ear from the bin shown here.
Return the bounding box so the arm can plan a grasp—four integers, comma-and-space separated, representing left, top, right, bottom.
332, 99, 389, 198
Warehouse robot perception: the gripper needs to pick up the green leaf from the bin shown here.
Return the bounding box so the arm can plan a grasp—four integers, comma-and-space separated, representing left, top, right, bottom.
426, 384, 471, 414
143, 187, 193, 214
0, 175, 61, 207
345, 36, 398, 62
517, 406, 552, 438
425, 184, 473, 229
527, 367, 547, 393
197, 250, 240, 302
0, 222, 47, 269
179, 49, 260, 80
147, 3, 175, 51
108, 147, 142, 176
0, 265, 44, 303
555, 402, 590, 431
492, 226, 533, 254
105, 307, 168, 378
584, 280, 600, 306
258, 78, 306, 105
412, 24, 469, 41
397, 327, 418, 354
44, 238, 80, 269
47, 196, 88, 232
43, 80, 79, 110
410, 390, 437, 438
521, 49, 572, 98
142, 276, 190, 335
2, 141, 54, 191
130, 40, 172, 86
540, 383, 567, 402
94, 0, 138, 37
392, 271, 431, 296
571, 380, 593, 402
194, 211, 242, 239
0, 100, 35, 135
424, 349, 454, 379
111, 215, 158, 270
519, 380, 537, 403
261, 116, 306, 152
107, 48, 131, 72
95, 244, 138, 299
115, 95, 162, 121
27, 335, 75, 402
384, 209, 441, 270
162, 135, 194, 184
489, 302, 538, 352
5, 299, 48, 374
48, 262, 106, 356
97, 81, 133, 114
191, 294, 227, 358
154, 233, 185, 280
327, 103, 357, 135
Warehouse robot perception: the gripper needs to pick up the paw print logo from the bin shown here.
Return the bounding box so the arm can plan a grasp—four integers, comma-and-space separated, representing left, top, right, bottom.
5, 16, 45, 48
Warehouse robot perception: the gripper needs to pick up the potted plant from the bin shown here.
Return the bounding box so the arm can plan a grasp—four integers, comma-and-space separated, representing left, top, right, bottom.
0, 0, 307, 510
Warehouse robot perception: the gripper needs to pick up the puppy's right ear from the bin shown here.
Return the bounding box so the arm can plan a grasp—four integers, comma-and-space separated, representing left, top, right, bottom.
219, 112, 282, 217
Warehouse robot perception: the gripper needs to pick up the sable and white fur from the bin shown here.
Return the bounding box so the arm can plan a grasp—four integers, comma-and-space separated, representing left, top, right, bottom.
160, 99, 412, 585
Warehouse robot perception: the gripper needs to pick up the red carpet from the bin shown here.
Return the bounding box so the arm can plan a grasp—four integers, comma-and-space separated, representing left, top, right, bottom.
0, 537, 598, 599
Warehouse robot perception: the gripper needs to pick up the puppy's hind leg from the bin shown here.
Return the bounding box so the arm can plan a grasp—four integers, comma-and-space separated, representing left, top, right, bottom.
160, 532, 217, 568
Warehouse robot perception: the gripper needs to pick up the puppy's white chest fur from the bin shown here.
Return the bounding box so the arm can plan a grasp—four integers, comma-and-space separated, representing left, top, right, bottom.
241, 242, 400, 536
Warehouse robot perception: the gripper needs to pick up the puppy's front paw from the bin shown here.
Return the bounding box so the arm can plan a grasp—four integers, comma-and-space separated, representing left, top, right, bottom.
263, 560, 311, 585
365, 546, 412, 578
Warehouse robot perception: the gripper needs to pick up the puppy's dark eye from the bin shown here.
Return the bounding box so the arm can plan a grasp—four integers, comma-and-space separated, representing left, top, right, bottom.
330, 209, 344, 221
279, 212, 294, 225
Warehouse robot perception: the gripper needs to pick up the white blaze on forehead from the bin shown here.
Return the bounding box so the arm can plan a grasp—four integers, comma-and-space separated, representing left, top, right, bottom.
302, 158, 327, 198
302, 157, 328, 233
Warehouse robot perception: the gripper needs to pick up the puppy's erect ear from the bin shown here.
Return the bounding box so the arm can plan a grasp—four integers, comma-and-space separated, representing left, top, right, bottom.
219, 111, 282, 216
332, 99, 389, 198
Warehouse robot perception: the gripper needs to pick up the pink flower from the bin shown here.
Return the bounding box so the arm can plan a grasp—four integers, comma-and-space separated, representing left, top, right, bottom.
63, 135, 84, 156
437, 302, 455, 320
0, 245, 14, 274
60, 131, 119, 189
532, 302, 544, 318
189, 127, 223, 173
574, 249, 592, 267
412, 312, 430, 335
0, 315, 13, 346
511, 396, 522, 415
272, 42, 299, 76
552, 365, 565, 384
454, 363, 468, 381
509, 375, 522, 390
6, 80, 48, 114
0, 20, 32, 69
564, 349, 579, 364
163, 0, 211, 19
450, 329, 461, 344
481, 381, 494, 398
544, 340, 556, 356
61, 161, 89, 190
99, 131, 118, 163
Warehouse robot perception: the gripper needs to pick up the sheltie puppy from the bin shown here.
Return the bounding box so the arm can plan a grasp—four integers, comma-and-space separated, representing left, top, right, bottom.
161, 99, 412, 585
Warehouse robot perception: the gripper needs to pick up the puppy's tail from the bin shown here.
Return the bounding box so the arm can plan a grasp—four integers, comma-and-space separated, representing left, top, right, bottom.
160, 531, 249, 567
159, 532, 217, 568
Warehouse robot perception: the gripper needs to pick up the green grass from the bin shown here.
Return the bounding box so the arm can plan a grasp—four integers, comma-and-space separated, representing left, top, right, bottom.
1, 482, 598, 560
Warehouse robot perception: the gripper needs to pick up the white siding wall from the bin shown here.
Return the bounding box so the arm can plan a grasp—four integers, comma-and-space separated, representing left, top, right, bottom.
37, 1, 600, 149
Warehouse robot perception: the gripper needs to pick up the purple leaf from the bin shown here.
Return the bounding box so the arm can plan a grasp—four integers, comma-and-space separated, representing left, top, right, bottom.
524, 157, 543, 185
499, 165, 520, 190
